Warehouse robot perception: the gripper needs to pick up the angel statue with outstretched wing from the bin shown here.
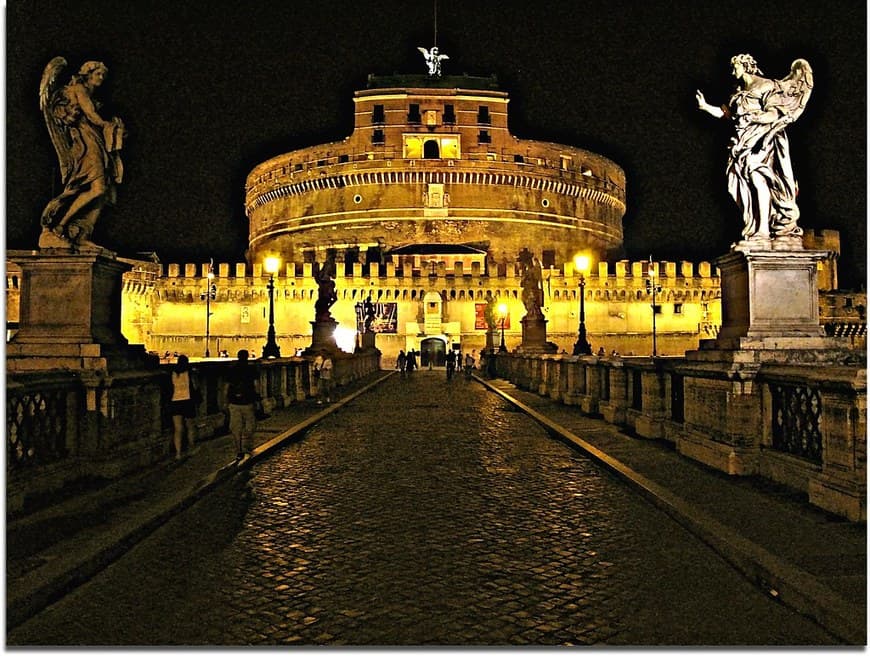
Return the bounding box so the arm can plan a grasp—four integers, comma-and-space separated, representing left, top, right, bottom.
39, 57, 125, 249
417, 46, 449, 77
696, 55, 813, 246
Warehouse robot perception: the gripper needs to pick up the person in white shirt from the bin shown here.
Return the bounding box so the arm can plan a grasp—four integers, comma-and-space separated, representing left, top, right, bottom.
314, 352, 334, 404
169, 354, 198, 460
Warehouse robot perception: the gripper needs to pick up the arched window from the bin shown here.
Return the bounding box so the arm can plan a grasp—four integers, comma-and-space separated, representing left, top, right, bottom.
423, 140, 440, 159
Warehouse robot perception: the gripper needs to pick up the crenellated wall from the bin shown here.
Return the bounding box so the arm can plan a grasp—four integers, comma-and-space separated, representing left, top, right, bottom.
133, 256, 723, 359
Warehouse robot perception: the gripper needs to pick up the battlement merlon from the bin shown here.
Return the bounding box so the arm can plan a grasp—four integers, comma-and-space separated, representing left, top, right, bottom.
156, 258, 719, 285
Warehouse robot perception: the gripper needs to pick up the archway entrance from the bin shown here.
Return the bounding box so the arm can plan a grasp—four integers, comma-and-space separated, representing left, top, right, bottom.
423, 140, 440, 159
420, 337, 446, 367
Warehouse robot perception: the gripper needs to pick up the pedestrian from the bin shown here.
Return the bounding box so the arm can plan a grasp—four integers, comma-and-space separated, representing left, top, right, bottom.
396, 349, 407, 376
225, 349, 260, 460
597, 346, 606, 357
445, 350, 456, 380
406, 349, 417, 373
169, 354, 199, 460
464, 350, 475, 379
314, 350, 334, 404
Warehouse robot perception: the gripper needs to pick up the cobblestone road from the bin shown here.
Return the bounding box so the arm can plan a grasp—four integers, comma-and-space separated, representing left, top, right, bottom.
9, 371, 838, 646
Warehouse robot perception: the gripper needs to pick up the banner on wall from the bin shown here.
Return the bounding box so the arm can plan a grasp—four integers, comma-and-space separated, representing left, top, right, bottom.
474, 303, 510, 330
355, 302, 398, 333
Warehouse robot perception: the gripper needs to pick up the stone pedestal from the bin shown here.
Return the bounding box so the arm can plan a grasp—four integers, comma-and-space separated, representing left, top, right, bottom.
7, 248, 156, 372
714, 248, 825, 341
360, 330, 377, 350
306, 319, 339, 354
693, 248, 852, 364
517, 316, 557, 354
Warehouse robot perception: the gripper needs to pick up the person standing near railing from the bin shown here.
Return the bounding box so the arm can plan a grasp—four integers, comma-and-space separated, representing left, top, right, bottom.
225, 350, 260, 460
169, 354, 199, 460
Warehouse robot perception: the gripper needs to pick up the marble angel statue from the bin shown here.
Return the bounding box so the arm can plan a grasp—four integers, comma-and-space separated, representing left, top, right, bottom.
696, 55, 813, 246
39, 57, 125, 249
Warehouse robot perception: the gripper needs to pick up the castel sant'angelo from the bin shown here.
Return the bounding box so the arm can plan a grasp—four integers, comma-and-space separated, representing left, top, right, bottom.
17, 48, 851, 364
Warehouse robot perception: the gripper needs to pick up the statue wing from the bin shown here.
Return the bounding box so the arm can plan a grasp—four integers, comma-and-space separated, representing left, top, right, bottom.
776, 58, 814, 122
39, 57, 74, 182
417, 46, 430, 57
438, 53, 450, 61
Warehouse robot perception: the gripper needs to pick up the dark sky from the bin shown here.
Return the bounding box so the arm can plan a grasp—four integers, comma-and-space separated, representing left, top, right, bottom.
6, 0, 867, 288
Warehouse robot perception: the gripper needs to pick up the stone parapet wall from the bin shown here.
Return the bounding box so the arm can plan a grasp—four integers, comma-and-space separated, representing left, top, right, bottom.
6, 351, 380, 516
493, 352, 866, 521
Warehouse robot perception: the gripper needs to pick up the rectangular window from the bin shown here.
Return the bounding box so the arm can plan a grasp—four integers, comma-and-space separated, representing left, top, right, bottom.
477, 105, 491, 124
514, 154, 524, 163
560, 155, 572, 170
674, 303, 683, 314
443, 104, 456, 123
478, 130, 491, 144
542, 250, 556, 269
294, 163, 303, 171
372, 104, 385, 124
408, 103, 421, 124
653, 304, 662, 315
338, 154, 349, 163
372, 129, 385, 144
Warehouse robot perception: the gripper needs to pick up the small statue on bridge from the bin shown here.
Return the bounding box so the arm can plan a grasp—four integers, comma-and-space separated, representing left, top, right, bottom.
38, 57, 126, 250
313, 250, 338, 322
363, 296, 376, 333
518, 248, 545, 319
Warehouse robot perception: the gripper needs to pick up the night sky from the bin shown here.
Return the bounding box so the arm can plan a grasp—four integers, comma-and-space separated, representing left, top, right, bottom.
5, 0, 867, 288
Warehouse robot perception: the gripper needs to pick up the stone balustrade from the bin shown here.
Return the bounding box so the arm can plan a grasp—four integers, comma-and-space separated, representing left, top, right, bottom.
6, 351, 381, 515
493, 352, 866, 521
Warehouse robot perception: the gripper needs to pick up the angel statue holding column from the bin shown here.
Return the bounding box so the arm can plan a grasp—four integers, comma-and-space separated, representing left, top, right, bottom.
696, 55, 813, 247
38, 57, 126, 249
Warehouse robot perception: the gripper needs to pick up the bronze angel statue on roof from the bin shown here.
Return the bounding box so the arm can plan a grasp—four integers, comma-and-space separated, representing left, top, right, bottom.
417, 46, 449, 77
38, 57, 126, 249
696, 55, 813, 247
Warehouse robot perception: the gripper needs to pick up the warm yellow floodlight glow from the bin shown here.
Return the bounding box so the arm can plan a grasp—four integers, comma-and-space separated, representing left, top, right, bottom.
497, 303, 508, 318
574, 254, 591, 273
264, 256, 280, 274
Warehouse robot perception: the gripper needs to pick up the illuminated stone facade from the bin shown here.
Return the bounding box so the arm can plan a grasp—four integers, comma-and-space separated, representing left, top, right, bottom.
245, 75, 625, 269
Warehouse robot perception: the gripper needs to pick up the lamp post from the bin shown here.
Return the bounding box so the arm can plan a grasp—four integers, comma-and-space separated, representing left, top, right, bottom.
646, 255, 662, 357
572, 254, 592, 356
262, 256, 281, 358
199, 259, 216, 357
497, 302, 508, 352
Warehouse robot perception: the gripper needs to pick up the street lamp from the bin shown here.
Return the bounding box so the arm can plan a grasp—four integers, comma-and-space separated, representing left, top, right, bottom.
199, 259, 216, 357
572, 254, 592, 356
646, 255, 662, 357
262, 256, 281, 358
497, 302, 508, 352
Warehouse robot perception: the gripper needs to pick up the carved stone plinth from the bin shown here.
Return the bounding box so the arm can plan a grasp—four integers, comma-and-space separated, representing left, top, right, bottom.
306, 319, 339, 354
360, 330, 377, 350
716, 248, 826, 341
7, 249, 156, 372
693, 248, 853, 365
516, 316, 557, 354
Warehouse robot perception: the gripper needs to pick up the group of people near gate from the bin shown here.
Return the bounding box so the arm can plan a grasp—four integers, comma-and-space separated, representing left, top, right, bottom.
396, 348, 477, 380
